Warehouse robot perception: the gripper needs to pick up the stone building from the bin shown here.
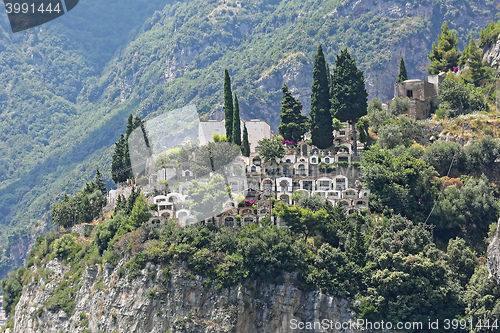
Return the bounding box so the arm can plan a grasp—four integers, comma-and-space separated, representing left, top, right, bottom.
394, 73, 446, 120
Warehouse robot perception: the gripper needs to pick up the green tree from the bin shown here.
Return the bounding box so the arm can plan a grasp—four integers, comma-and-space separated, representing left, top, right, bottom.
293, 191, 326, 211
464, 136, 500, 174
306, 243, 360, 296
128, 194, 152, 229
125, 186, 141, 215
331, 48, 368, 155
361, 146, 439, 223
464, 264, 500, 327
1, 266, 25, 315
213, 133, 227, 142
111, 134, 129, 184
367, 98, 389, 131
389, 96, 410, 116
422, 141, 462, 176
278, 83, 309, 143
377, 124, 404, 149
310, 45, 334, 149
479, 21, 500, 47
431, 175, 498, 239
319, 202, 351, 249
51, 234, 80, 259
446, 237, 478, 287
223, 69, 234, 142
232, 93, 241, 145
356, 115, 370, 144
275, 202, 328, 240
438, 75, 486, 115
460, 36, 487, 85
242, 123, 250, 157
51, 194, 75, 228
348, 216, 367, 267
191, 141, 241, 176
188, 174, 229, 221
427, 22, 461, 74
256, 138, 285, 164
94, 216, 121, 255
112, 114, 149, 184
362, 215, 463, 325
397, 57, 408, 83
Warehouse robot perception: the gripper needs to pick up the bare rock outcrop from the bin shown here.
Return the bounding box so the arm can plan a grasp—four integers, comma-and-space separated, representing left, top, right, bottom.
10, 259, 359, 333
487, 218, 500, 284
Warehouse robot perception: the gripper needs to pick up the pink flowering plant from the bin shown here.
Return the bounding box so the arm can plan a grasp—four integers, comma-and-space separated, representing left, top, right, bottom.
281, 139, 295, 146
245, 198, 257, 206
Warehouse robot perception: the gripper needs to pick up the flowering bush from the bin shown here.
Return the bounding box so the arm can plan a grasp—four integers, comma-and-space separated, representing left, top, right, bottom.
281, 139, 295, 146
244, 198, 256, 206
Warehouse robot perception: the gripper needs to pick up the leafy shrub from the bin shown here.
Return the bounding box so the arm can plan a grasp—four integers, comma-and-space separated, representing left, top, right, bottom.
479, 21, 500, 47
306, 244, 360, 296
389, 96, 410, 116
125, 252, 147, 281
95, 216, 122, 255
438, 76, 488, 115
1, 266, 26, 315
422, 140, 462, 176
51, 234, 81, 260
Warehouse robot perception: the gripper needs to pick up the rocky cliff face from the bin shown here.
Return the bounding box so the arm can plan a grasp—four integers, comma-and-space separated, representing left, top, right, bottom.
483, 36, 500, 68
0, 222, 53, 281
10, 259, 359, 333
487, 219, 500, 285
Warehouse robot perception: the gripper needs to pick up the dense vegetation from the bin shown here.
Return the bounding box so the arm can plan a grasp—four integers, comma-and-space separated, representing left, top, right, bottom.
2, 176, 499, 332
0, 0, 497, 280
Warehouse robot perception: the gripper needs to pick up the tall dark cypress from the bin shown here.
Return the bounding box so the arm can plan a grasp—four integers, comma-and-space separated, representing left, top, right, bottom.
331, 48, 368, 156
310, 45, 334, 149
223, 69, 234, 142
232, 93, 241, 145
242, 123, 250, 157
278, 83, 309, 143
111, 114, 150, 184
397, 57, 408, 83
126, 114, 134, 137
111, 134, 128, 184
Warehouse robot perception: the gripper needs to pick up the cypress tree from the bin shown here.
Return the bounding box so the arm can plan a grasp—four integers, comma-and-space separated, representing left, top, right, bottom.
427, 22, 461, 74
331, 48, 368, 156
242, 123, 250, 157
232, 93, 241, 145
126, 114, 134, 137
112, 114, 150, 184
326, 62, 332, 93
310, 45, 334, 149
95, 169, 106, 192
223, 69, 234, 142
459, 37, 486, 85
397, 57, 408, 83
112, 134, 129, 184
278, 83, 309, 143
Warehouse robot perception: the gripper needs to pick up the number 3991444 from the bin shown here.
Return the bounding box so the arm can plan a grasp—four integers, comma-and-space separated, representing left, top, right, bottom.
5, 2, 61, 14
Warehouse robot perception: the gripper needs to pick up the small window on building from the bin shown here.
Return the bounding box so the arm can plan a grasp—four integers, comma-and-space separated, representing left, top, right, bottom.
406, 90, 413, 98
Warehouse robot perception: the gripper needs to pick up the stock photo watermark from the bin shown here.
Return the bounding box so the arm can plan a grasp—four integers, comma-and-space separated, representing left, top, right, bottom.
3, 0, 79, 32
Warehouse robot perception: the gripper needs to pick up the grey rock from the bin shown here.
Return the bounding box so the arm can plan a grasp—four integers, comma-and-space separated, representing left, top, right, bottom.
487, 218, 500, 284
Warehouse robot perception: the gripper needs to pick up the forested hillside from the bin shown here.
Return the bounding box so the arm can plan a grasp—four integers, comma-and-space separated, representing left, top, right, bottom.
0, 0, 499, 278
